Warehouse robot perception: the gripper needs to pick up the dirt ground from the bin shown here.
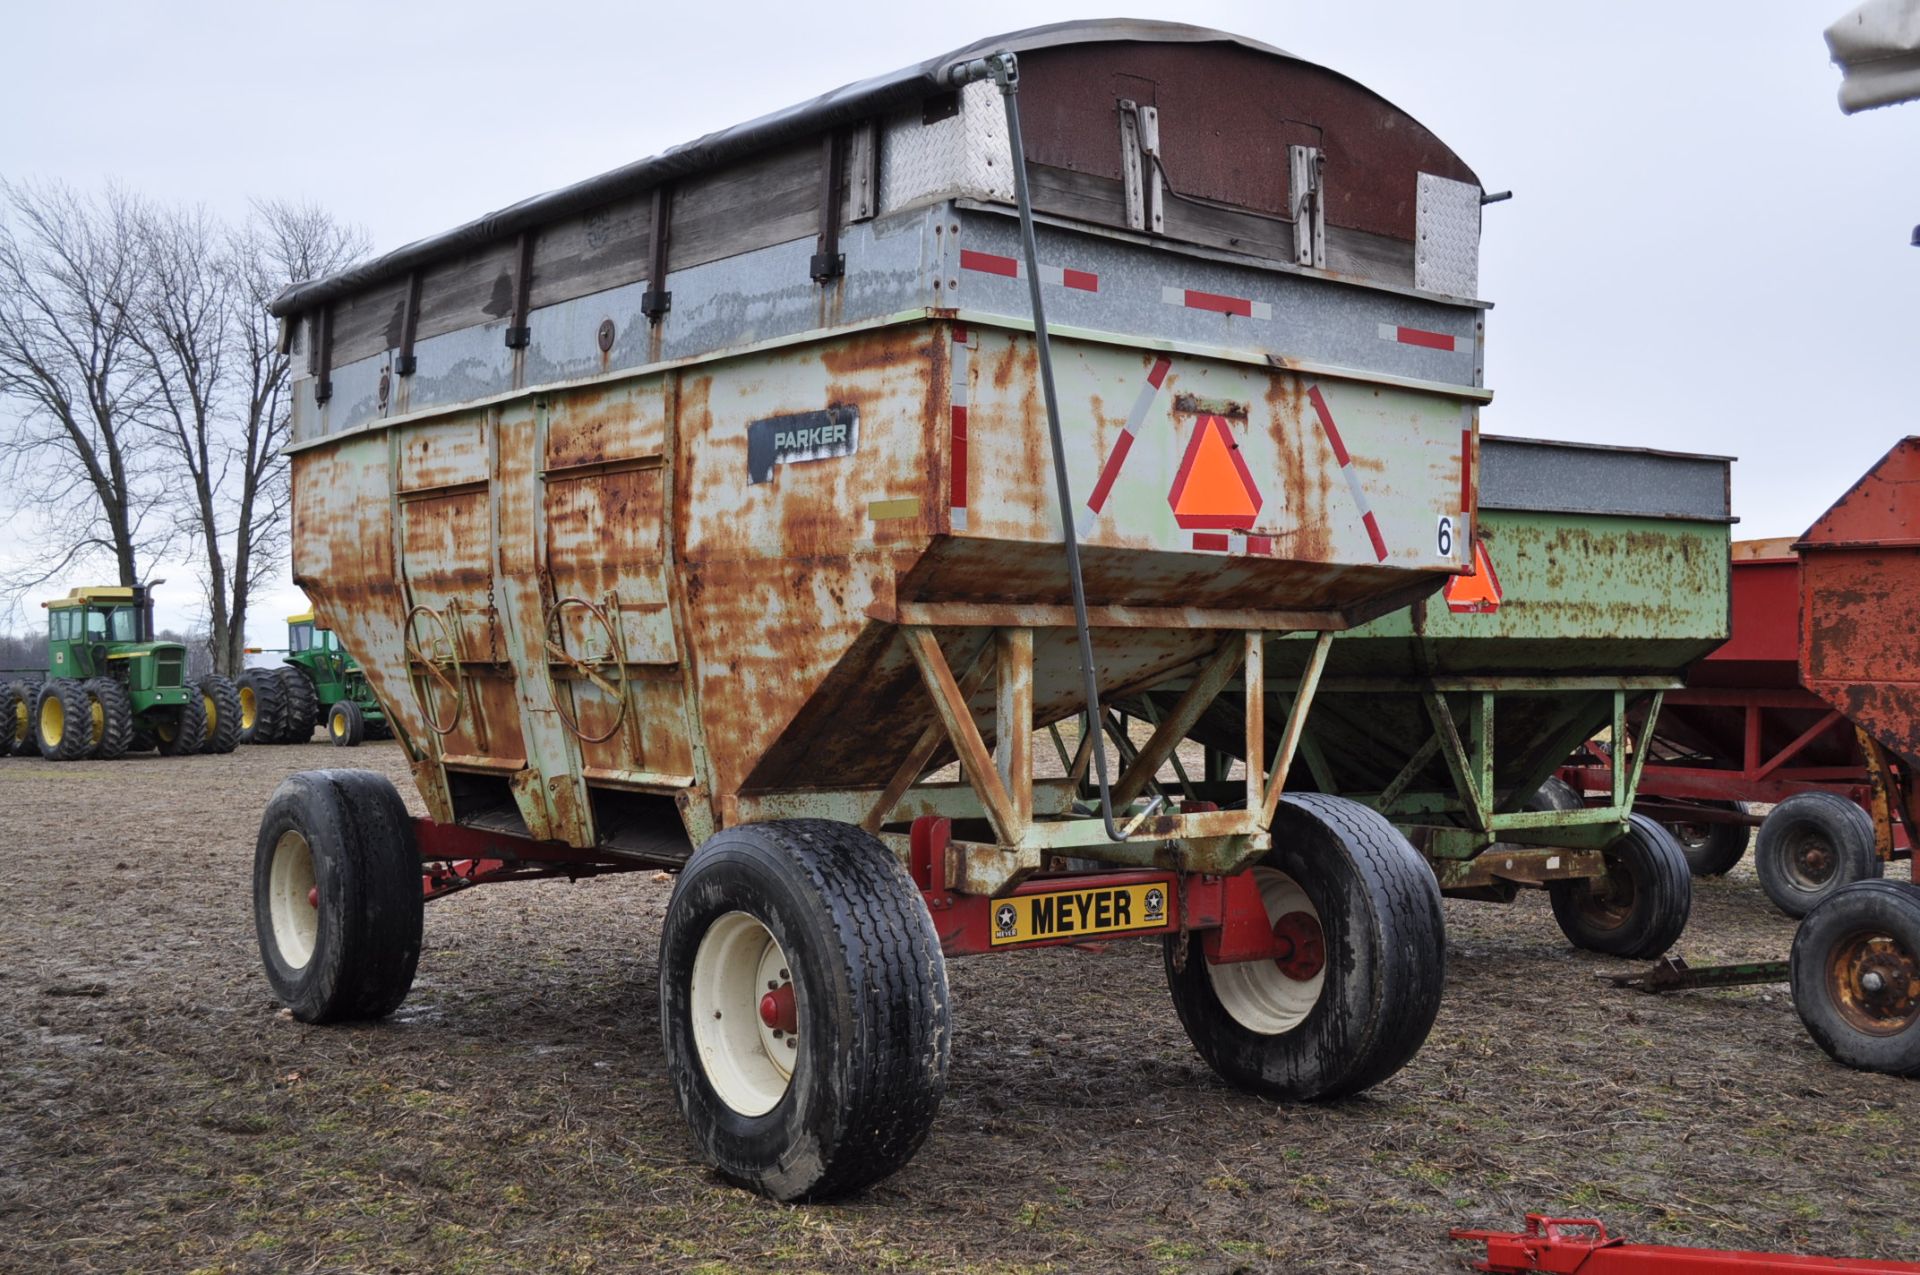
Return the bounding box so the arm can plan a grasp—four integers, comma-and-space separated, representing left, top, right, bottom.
2, 744, 1915, 1275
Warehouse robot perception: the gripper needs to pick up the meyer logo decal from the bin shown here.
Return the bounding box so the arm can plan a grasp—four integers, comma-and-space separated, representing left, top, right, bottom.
747, 405, 859, 484
987, 882, 1173, 947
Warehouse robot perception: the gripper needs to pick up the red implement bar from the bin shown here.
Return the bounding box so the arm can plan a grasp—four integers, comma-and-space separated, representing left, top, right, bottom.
413, 816, 649, 901
1455, 1216, 1920, 1274
911, 815, 1279, 959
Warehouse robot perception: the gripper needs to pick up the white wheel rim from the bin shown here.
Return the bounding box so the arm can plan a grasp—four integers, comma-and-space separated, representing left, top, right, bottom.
1206, 868, 1327, 1035
268, 829, 319, 969
690, 912, 795, 1116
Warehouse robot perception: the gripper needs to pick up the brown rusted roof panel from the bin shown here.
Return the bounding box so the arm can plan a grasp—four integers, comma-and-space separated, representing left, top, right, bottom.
1020, 41, 1477, 241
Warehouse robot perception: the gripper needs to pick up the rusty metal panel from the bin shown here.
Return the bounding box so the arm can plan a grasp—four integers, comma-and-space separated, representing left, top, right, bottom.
1799, 436, 1920, 770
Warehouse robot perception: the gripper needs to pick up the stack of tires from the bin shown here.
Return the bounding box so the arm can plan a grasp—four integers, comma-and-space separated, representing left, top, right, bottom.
237, 666, 320, 746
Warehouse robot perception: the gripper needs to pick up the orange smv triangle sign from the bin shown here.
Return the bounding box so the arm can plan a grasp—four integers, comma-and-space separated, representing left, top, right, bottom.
1444, 540, 1503, 613
1168, 415, 1262, 530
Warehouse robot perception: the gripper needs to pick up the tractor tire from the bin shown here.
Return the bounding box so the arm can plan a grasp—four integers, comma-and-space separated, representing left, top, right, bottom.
82, 677, 134, 760
253, 769, 423, 1023
0, 680, 28, 756
128, 729, 157, 754
327, 699, 365, 748
1790, 880, 1920, 1076
277, 667, 318, 743
9, 676, 43, 756
197, 674, 242, 754
1164, 793, 1446, 1101
1548, 814, 1693, 958
154, 692, 207, 757
1665, 801, 1753, 877
659, 819, 951, 1201
237, 669, 288, 746
1756, 792, 1881, 919
34, 678, 94, 761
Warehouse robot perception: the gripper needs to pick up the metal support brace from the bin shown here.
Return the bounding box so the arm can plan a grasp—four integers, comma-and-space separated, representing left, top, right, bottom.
994, 628, 1034, 827
1110, 638, 1243, 810
1243, 632, 1265, 814
903, 626, 1021, 844
864, 632, 994, 832
1260, 632, 1333, 827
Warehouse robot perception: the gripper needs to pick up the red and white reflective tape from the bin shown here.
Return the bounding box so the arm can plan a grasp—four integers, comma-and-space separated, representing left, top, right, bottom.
1378, 322, 1464, 353
1076, 356, 1174, 538
950, 326, 971, 531
1162, 285, 1271, 320
1192, 532, 1275, 556
959, 249, 1099, 292
1306, 385, 1388, 562
1458, 403, 1475, 533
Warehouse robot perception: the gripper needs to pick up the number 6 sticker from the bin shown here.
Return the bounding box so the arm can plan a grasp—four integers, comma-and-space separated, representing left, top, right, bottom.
1437, 515, 1455, 558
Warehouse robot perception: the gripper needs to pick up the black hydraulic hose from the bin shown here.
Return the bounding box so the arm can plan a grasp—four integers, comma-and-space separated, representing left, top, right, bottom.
976, 54, 1130, 844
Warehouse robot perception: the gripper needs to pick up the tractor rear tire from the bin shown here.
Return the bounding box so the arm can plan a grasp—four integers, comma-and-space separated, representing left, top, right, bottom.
8, 677, 43, 756
35, 679, 94, 761
238, 669, 288, 746
198, 674, 242, 754
277, 667, 318, 743
328, 699, 365, 747
1756, 792, 1881, 919
0, 680, 28, 756
1164, 793, 1446, 1101
659, 819, 951, 1201
128, 729, 156, 753
82, 678, 134, 760
1548, 814, 1692, 958
1790, 880, 1920, 1076
154, 692, 207, 757
1664, 801, 1752, 877
253, 769, 423, 1023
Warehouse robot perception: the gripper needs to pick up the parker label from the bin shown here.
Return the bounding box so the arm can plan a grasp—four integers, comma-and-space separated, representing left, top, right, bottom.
747, 405, 860, 484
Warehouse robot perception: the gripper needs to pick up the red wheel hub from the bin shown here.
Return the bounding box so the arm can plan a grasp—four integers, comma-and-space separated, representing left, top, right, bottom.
758, 983, 796, 1034
307, 886, 320, 909
1271, 911, 1325, 981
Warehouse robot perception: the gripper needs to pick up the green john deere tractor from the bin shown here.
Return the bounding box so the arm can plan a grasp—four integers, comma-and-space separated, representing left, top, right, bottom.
0, 585, 240, 761
238, 610, 389, 747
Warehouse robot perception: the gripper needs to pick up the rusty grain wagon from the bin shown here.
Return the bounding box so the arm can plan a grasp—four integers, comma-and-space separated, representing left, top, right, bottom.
255, 21, 1496, 1196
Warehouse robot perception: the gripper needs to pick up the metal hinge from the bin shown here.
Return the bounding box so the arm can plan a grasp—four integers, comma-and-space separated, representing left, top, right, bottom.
1289, 145, 1326, 269
1118, 100, 1164, 235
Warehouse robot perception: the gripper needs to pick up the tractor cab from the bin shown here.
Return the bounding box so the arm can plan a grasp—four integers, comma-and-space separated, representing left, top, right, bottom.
43, 586, 187, 695
288, 612, 354, 666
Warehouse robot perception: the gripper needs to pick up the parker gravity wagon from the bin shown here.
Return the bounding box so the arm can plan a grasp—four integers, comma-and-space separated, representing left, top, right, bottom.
256, 21, 1496, 1197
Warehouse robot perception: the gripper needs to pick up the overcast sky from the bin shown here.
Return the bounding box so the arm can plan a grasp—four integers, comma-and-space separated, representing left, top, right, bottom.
2, 0, 1913, 636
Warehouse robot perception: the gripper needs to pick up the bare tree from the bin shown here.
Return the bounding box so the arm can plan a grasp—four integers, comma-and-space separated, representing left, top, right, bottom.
132, 198, 364, 674
217, 201, 365, 673
0, 181, 173, 615
134, 203, 240, 665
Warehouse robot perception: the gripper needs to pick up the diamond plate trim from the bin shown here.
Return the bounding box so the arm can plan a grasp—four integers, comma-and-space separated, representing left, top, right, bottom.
1415, 173, 1481, 299
879, 81, 1014, 212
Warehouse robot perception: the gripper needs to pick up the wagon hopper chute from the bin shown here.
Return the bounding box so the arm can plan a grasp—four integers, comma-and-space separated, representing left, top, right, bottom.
256, 21, 1494, 1197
